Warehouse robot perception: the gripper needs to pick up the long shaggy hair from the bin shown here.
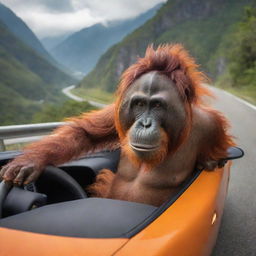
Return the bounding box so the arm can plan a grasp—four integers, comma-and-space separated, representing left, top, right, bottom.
114, 44, 215, 167
115, 44, 210, 140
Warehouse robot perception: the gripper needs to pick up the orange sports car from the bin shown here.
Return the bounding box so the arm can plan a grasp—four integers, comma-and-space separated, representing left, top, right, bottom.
0, 146, 243, 256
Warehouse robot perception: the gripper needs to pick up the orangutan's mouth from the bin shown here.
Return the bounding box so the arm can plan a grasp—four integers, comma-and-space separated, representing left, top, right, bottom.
130, 143, 160, 152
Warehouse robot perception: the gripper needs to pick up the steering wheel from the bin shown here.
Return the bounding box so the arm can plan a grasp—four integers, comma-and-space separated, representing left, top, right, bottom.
0, 181, 12, 218
0, 166, 87, 218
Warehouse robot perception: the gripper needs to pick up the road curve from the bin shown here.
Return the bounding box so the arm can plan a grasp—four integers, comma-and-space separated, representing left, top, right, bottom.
62, 85, 84, 102
208, 87, 256, 256
62, 85, 106, 108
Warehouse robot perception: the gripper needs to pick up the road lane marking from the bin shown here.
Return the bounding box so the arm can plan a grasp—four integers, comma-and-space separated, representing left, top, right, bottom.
221, 91, 256, 111
208, 85, 256, 111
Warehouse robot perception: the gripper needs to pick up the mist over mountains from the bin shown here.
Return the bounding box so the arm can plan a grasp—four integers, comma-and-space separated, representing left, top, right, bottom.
49, 3, 162, 75
0, 1, 162, 124
79, 0, 255, 93
0, 0, 255, 125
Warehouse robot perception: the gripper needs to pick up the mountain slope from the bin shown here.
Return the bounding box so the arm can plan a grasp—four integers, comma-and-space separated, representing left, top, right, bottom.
0, 21, 75, 125
0, 2, 58, 65
79, 0, 253, 93
41, 34, 71, 52
51, 3, 162, 75
0, 21, 75, 93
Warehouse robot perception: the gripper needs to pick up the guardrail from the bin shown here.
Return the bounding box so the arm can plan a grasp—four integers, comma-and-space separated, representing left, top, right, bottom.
0, 122, 64, 151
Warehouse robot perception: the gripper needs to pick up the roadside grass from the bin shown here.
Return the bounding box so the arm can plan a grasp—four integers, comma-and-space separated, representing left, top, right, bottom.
216, 73, 256, 105
224, 86, 256, 105
72, 87, 115, 104
5, 142, 29, 151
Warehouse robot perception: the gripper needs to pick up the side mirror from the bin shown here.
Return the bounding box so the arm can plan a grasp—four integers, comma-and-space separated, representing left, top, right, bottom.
225, 147, 244, 160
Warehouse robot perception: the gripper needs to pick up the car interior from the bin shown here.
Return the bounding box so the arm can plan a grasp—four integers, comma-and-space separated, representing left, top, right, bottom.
0, 147, 244, 238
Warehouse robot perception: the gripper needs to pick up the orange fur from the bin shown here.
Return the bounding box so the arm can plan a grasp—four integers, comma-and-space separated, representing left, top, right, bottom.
87, 169, 115, 197
14, 104, 119, 168
115, 44, 211, 140
199, 107, 235, 161
1, 44, 235, 197
121, 128, 169, 169
114, 44, 234, 162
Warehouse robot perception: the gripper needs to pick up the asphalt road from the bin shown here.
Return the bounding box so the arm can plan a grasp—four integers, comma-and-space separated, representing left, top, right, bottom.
207, 87, 256, 256
62, 85, 106, 108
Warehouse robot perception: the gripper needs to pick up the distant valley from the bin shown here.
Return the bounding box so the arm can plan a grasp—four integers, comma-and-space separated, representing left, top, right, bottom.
0, 0, 255, 125
48, 3, 162, 75
0, 3, 75, 125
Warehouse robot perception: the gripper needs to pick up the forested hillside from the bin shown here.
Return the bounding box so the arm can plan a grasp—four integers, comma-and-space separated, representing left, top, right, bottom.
1, 0, 255, 125
0, 21, 75, 125
79, 0, 254, 98
0, 3, 57, 65
216, 6, 256, 103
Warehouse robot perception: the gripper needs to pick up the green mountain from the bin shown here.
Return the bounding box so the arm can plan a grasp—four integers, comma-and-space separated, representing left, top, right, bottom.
216, 5, 256, 104
41, 34, 71, 52
0, 20, 75, 125
0, 2, 57, 66
79, 0, 254, 93
51, 3, 162, 75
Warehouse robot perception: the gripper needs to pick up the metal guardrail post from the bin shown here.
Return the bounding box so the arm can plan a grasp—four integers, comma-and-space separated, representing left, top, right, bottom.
0, 139, 5, 152
0, 122, 64, 152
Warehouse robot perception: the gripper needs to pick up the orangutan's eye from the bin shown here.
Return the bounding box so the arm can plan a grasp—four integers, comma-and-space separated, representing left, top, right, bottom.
153, 102, 162, 108
136, 100, 145, 107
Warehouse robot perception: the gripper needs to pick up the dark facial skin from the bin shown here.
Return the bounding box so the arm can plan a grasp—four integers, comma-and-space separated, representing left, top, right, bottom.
119, 71, 187, 160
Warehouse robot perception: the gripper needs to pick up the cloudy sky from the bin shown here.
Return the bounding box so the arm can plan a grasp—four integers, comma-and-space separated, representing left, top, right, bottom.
1, 0, 166, 38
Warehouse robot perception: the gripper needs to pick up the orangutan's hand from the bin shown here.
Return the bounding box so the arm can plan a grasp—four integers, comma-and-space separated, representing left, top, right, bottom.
0, 159, 44, 185
196, 159, 227, 171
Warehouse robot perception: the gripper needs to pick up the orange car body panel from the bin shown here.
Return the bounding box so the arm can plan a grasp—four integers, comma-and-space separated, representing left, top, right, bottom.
0, 228, 128, 256
0, 162, 231, 256
117, 163, 231, 256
